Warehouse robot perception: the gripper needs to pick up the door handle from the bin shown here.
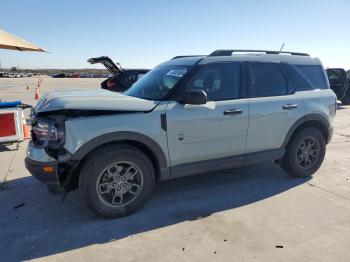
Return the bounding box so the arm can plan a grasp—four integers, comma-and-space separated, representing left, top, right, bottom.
223, 109, 243, 115
282, 104, 298, 110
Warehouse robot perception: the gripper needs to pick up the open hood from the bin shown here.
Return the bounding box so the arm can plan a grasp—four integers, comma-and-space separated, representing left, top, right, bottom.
87, 56, 122, 75
35, 89, 157, 113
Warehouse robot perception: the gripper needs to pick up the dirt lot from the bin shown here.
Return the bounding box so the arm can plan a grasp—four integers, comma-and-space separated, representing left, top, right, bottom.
0, 77, 349, 261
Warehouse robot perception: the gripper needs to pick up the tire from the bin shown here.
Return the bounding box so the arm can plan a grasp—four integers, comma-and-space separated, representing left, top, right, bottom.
79, 144, 155, 218
281, 127, 326, 178
341, 96, 350, 105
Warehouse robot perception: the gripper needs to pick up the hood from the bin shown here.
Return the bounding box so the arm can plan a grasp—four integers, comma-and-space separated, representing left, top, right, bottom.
35, 89, 157, 113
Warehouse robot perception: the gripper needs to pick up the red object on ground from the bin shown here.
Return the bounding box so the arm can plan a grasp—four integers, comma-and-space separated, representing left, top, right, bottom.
0, 113, 16, 137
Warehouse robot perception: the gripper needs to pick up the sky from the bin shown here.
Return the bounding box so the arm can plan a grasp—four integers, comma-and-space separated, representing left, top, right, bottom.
0, 0, 349, 70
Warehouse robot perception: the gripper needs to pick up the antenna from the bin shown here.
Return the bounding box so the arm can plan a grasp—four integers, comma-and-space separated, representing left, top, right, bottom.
279, 43, 286, 51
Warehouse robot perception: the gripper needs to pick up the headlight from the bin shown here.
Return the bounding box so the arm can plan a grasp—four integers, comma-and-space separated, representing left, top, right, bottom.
32, 119, 65, 148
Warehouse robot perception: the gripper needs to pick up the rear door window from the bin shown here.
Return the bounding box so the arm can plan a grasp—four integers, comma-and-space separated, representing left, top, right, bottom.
295, 65, 327, 89
249, 63, 287, 97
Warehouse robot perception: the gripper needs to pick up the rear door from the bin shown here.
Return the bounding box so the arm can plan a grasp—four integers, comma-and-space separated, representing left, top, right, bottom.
326, 68, 347, 99
246, 62, 305, 153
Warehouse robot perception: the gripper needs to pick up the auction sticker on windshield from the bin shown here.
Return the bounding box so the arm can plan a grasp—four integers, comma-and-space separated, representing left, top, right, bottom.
166, 69, 187, 78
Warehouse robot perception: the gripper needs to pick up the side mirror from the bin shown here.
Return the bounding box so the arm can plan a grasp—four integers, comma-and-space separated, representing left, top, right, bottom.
181, 90, 207, 105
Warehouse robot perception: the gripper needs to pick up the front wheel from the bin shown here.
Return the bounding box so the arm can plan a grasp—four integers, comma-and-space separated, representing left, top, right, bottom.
281, 127, 326, 178
79, 144, 155, 218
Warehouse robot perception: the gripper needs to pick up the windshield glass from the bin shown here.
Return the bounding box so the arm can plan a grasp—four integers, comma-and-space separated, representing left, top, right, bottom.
124, 65, 190, 100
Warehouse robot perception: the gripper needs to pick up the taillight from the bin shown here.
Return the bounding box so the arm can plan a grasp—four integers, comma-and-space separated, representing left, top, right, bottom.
107, 79, 116, 90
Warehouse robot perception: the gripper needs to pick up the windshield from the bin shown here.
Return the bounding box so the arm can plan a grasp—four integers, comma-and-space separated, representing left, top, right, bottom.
124, 65, 190, 100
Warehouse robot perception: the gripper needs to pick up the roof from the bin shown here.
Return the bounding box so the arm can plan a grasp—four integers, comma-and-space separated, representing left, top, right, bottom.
199, 53, 321, 66
165, 50, 321, 66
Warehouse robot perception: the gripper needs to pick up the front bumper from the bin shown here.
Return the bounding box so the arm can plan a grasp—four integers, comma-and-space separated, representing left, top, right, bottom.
25, 157, 64, 194
25, 157, 58, 184
25, 142, 64, 194
327, 126, 334, 144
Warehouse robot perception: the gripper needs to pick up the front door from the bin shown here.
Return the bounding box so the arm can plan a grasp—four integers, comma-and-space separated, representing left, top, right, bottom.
165, 63, 249, 177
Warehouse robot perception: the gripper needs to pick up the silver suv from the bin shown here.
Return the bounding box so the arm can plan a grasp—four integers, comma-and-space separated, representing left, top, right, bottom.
25, 50, 336, 217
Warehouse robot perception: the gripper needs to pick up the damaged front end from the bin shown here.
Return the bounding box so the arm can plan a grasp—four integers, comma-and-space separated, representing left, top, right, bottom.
25, 89, 158, 195
26, 111, 77, 195
26, 108, 147, 195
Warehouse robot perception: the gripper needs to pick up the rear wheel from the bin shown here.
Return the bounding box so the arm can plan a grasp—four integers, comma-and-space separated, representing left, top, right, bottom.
79, 144, 155, 218
281, 128, 326, 178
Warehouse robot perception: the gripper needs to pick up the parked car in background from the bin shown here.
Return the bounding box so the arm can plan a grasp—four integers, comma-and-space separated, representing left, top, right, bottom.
52, 73, 66, 78
326, 68, 350, 104
88, 56, 149, 92
70, 73, 80, 78
26, 49, 336, 218
80, 73, 94, 78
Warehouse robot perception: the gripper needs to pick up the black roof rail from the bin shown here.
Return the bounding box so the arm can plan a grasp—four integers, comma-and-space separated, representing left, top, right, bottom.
171, 55, 204, 59
209, 49, 310, 57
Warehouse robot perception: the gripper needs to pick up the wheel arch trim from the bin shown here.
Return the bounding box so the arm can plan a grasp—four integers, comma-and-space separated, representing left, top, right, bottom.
282, 114, 331, 149
70, 131, 170, 180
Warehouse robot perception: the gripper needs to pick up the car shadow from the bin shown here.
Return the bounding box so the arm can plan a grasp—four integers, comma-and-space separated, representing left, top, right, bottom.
0, 144, 18, 152
0, 163, 310, 260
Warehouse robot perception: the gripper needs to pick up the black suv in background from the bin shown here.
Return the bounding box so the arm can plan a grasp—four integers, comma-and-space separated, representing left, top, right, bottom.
326, 68, 350, 104
88, 56, 149, 92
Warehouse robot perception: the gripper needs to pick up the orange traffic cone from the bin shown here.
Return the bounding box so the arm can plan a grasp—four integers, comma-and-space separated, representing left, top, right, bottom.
26, 84, 30, 90
22, 111, 31, 140
37, 77, 43, 87
35, 87, 40, 100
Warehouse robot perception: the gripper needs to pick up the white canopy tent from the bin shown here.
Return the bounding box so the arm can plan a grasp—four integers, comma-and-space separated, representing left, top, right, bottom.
0, 28, 46, 52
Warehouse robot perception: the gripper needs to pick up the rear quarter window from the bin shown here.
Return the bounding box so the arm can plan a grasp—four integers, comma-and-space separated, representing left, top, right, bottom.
283, 64, 313, 91
295, 65, 327, 90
